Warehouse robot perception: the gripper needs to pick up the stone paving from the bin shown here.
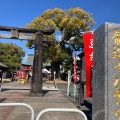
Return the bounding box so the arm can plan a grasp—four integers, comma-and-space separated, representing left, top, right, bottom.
0, 80, 87, 120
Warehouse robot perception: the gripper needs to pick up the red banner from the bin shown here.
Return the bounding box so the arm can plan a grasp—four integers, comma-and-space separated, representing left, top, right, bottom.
73, 52, 77, 82
83, 32, 94, 97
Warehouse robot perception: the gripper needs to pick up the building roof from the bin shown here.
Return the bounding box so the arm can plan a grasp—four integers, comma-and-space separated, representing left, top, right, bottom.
0, 62, 7, 68
25, 54, 34, 66
22, 54, 51, 67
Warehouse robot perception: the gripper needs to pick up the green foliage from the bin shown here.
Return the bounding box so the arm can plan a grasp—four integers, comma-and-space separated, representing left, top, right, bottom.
69, 35, 83, 51
60, 8, 95, 32
0, 42, 25, 71
26, 7, 95, 73
59, 7, 95, 51
26, 7, 95, 50
43, 41, 71, 63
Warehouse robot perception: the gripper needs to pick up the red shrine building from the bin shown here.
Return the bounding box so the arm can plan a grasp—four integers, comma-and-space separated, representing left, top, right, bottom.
13, 54, 51, 80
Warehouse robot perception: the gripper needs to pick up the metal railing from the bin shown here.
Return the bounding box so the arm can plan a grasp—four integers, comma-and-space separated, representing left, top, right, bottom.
0, 103, 34, 120
0, 103, 87, 120
36, 108, 87, 120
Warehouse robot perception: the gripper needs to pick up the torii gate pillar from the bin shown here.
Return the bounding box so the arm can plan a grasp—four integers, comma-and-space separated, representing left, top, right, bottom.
30, 32, 43, 95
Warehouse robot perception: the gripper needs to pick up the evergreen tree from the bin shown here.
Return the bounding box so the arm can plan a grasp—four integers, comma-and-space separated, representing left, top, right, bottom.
0, 42, 25, 72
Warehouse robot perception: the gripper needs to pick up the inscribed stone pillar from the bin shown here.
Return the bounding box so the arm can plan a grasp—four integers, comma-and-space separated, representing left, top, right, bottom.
93, 22, 120, 120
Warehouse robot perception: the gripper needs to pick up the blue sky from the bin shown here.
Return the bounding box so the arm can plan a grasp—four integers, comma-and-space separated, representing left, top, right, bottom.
0, 0, 120, 60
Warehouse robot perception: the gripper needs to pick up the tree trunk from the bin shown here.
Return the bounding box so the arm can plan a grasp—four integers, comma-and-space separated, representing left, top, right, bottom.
55, 63, 61, 79
51, 62, 61, 80
51, 62, 55, 80
30, 32, 43, 96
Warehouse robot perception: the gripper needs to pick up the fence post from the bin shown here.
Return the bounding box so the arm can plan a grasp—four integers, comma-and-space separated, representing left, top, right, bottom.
67, 70, 71, 97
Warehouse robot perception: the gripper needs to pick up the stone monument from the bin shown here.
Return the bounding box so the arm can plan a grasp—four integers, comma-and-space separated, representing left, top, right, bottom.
93, 22, 120, 120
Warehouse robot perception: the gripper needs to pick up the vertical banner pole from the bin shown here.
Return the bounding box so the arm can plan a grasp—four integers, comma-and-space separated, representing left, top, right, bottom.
73, 52, 77, 100
74, 52, 77, 82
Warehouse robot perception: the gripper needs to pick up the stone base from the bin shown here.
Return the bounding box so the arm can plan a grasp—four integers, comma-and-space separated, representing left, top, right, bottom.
28, 92, 44, 97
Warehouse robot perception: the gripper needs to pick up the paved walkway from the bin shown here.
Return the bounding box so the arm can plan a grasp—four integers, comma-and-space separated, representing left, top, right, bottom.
0, 80, 87, 120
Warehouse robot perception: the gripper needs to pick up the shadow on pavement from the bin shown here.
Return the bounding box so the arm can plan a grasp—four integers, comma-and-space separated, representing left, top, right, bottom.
0, 98, 6, 102
83, 100, 92, 120
1, 88, 58, 96
43, 90, 59, 94
1, 88, 30, 92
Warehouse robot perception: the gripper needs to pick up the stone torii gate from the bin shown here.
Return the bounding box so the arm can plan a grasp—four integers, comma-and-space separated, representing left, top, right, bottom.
0, 25, 54, 96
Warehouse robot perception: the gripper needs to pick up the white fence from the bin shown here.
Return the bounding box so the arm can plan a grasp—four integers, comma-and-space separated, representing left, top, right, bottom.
0, 103, 87, 120
0, 103, 34, 120
36, 108, 87, 120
